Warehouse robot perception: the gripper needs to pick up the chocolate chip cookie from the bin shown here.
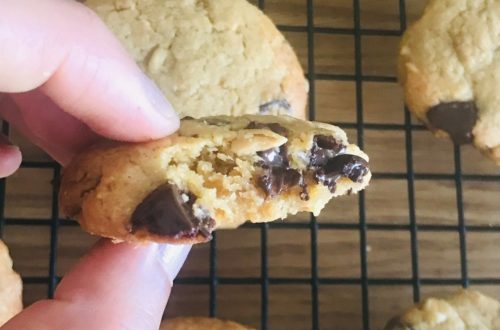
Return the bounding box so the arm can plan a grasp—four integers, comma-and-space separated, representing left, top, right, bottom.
399, 0, 500, 163
86, 0, 308, 119
0, 240, 22, 326
161, 317, 255, 330
59, 115, 371, 244
384, 289, 500, 330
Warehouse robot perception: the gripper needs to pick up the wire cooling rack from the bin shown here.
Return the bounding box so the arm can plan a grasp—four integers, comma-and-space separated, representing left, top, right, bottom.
2, 1, 500, 330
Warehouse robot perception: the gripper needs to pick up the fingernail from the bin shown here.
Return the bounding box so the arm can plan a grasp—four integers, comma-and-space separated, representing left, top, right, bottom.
156, 243, 192, 285
140, 76, 178, 121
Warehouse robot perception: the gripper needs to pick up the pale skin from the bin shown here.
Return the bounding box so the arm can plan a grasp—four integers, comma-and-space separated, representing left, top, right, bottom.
0, 0, 192, 329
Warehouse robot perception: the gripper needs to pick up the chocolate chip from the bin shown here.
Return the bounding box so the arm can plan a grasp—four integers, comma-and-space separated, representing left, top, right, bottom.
248, 121, 291, 170
258, 167, 301, 197
315, 154, 369, 193
259, 99, 292, 114
248, 121, 302, 197
328, 154, 368, 182
310, 135, 346, 167
248, 123, 368, 200
182, 116, 195, 120
257, 147, 289, 168
315, 135, 344, 151
307, 134, 369, 192
299, 177, 310, 201
427, 101, 477, 145
284, 169, 301, 187
131, 183, 215, 240
246, 121, 289, 137
255, 141, 306, 199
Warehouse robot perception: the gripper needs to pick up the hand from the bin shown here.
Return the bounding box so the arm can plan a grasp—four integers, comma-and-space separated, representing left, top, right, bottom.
0, 0, 191, 329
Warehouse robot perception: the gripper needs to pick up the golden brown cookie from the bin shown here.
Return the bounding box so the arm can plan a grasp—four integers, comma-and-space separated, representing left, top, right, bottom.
384, 289, 500, 330
160, 317, 255, 330
86, 0, 308, 119
0, 240, 23, 326
60, 115, 371, 244
399, 0, 500, 164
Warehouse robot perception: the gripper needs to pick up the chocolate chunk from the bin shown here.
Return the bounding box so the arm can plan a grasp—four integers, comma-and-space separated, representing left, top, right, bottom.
283, 169, 301, 187
253, 129, 367, 197
131, 183, 215, 240
315, 154, 369, 193
427, 101, 477, 144
258, 147, 289, 167
299, 177, 310, 201
259, 99, 292, 114
182, 116, 195, 120
248, 121, 290, 168
246, 121, 294, 188
246, 121, 289, 137
310, 135, 346, 167
258, 167, 301, 197
327, 154, 368, 182
315, 135, 344, 151
248, 122, 302, 197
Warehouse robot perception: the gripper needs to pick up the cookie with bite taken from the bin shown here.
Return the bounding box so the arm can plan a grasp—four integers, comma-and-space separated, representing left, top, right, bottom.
59, 115, 371, 244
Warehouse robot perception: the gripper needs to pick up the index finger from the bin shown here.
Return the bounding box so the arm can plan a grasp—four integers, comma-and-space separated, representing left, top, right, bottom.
0, 0, 179, 142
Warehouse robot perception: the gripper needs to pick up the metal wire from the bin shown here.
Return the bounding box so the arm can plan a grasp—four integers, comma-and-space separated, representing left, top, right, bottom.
305, 0, 320, 329
454, 145, 469, 288
0, 121, 8, 238
48, 165, 61, 298
398, 0, 421, 304
351, 0, 370, 328
209, 232, 218, 317
1, 1, 498, 329
257, 6, 270, 329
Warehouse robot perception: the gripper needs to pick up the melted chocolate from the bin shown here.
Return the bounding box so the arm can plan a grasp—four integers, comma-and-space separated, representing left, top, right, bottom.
131, 183, 215, 240
309, 135, 346, 167
259, 99, 292, 114
257, 147, 289, 167
427, 101, 477, 145
315, 135, 344, 150
314, 154, 369, 193
247, 122, 289, 167
246, 121, 289, 137
298, 176, 310, 201
247, 122, 369, 198
258, 167, 301, 197
247, 122, 305, 197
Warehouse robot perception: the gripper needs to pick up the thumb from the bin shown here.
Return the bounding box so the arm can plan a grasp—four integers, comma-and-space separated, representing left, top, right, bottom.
2, 239, 191, 330
0, 133, 22, 178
